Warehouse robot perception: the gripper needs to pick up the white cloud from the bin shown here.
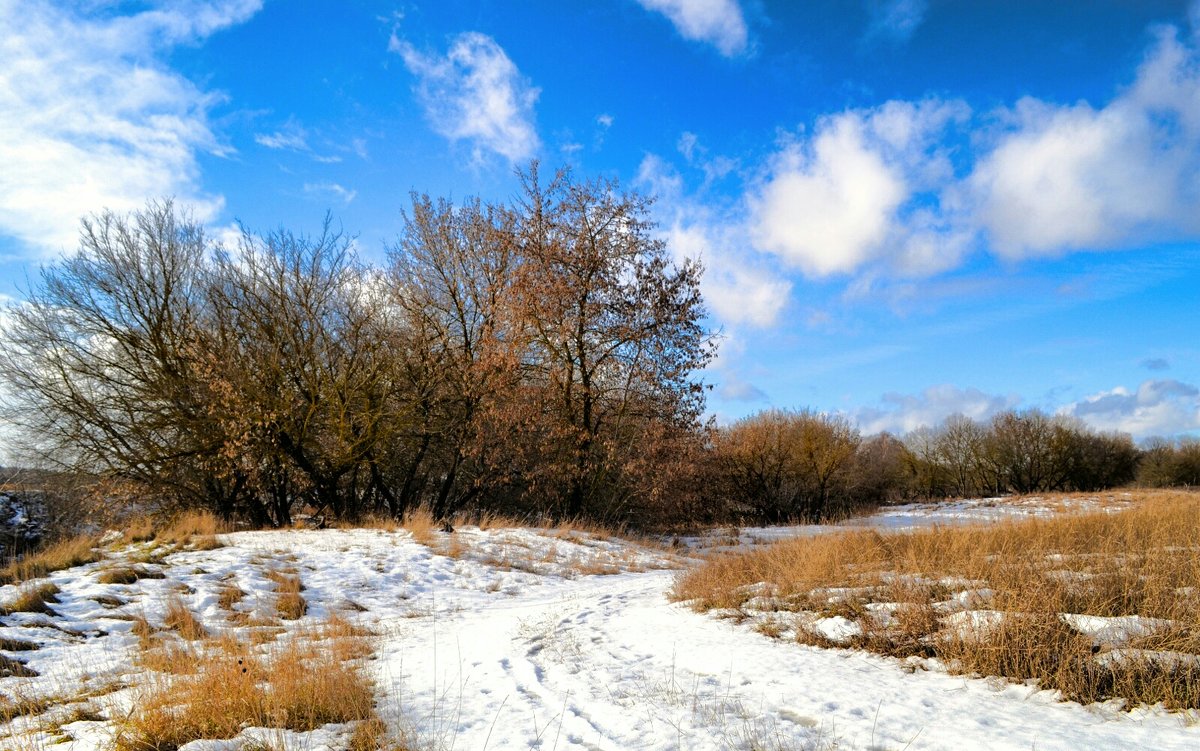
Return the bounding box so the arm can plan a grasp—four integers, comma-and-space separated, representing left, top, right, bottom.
865, 0, 928, 44
634, 0, 749, 57
1061, 380, 1200, 438
597, 113, 614, 128
0, 0, 261, 256
637, 155, 789, 328
392, 31, 540, 164
750, 99, 969, 278
752, 116, 905, 276
969, 28, 1200, 259
255, 128, 309, 151
667, 222, 789, 327
743, 19, 1200, 282
852, 385, 1020, 435
304, 182, 357, 206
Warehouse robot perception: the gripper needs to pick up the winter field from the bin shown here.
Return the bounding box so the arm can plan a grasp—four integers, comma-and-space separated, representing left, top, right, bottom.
2, 494, 1199, 751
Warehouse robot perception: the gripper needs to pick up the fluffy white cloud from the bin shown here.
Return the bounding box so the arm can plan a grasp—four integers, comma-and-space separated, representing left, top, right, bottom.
969, 28, 1200, 259
1061, 380, 1200, 438
393, 32, 540, 164
666, 222, 789, 327
750, 99, 969, 278
634, 0, 748, 57
743, 20, 1200, 282
852, 385, 1020, 435
0, 0, 260, 256
752, 116, 905, 276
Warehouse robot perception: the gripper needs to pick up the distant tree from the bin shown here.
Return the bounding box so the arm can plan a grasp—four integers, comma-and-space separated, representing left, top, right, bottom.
902, 426, 950, 499
715, 409, 861, 523
933, 414, 987, 497
1138, 437, 1200, 488
851, 432, 913, 506
984, 410, 1058, 494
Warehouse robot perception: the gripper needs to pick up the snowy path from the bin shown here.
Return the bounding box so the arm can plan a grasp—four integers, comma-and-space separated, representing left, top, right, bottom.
1, 515, 1197, 751
369, 567, 1198, 751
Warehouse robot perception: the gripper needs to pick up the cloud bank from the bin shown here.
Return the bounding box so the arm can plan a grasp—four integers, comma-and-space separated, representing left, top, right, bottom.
1061, 380, 1200, 438
729, 22, 1200, 283
852, 385, 1021, 436
0, 0, 261, 256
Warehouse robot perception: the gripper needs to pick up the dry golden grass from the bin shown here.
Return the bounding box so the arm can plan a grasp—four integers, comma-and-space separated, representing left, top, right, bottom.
675, 489, 1200, 709
266, 569, 307, 620
348, 716, 414, 751
401, 506, 438, 545
96, 565, 165, 585
0, 581, 61, 615
155, 510, 226, 548
266, 638, 375, 728
124, 516, 157, 543
0, 534, 101, 585
116, 634, 377, 751
162, 596, 208, 641
347, 514, 403, 532
216, 583, 246, 611
136, 637, 202, 675
116, 650, 267, 750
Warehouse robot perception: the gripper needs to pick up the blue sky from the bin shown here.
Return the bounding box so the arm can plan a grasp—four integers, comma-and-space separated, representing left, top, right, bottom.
1, 0, 1198, 440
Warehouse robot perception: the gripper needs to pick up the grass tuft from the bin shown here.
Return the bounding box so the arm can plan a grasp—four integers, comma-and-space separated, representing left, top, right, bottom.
155, 511, 225, 548
0, 534, 101, 585
266, 569, 306, 621
162, 596, 208, 641
97, 565, 165, 585
116, 635, 377, 751
0, 581, 61, 615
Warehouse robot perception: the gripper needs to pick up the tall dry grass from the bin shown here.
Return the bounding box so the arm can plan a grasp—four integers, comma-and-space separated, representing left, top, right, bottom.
117, 626, 381, 750
674, 490, 1200, 709
0, 534, 101, 585
265, 569, 306, 620
155, 510, 226, 549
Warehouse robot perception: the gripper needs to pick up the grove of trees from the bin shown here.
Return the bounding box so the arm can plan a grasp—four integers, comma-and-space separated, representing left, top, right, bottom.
0, 167, 1191, 530
0, 168, 713, 528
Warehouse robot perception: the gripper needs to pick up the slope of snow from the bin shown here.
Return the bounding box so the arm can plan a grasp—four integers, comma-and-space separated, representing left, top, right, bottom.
1, 507, 1196, 751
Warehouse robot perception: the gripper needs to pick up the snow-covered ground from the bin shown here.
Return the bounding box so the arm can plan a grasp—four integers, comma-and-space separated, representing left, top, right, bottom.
680, 493, 1134, 553
2, 495, 1196, 751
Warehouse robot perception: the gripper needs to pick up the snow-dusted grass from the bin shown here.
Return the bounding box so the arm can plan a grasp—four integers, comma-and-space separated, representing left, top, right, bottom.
3, 496, 1200, 750
675, 489, 1200, 710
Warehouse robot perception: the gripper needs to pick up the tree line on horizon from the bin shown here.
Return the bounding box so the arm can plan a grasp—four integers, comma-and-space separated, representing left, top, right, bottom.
1, 167, 1196, 531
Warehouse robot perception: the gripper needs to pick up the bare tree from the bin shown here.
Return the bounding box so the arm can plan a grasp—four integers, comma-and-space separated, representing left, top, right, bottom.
0, 200, 224, 512
513, 166, 713, 520
386, 194, 522, 519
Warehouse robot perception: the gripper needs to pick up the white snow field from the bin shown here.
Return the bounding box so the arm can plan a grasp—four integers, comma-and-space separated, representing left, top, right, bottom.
2, 498, 1197, 751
